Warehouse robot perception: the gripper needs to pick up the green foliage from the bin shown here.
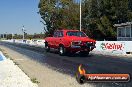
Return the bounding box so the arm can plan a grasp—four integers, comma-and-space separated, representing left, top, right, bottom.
38, 0, 80, 34
31, 78, 40, 84
5, 33, 46, 39
38, 0, 132, 40
82, 0, 132, 40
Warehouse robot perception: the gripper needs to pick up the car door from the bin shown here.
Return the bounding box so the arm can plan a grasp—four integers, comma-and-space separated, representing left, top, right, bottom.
49, 31, 58, 48
54, 31, 59, 48
55, 31, 64, 48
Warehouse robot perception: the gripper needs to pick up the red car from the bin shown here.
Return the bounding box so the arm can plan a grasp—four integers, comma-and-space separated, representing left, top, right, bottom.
45, 29, 96, 56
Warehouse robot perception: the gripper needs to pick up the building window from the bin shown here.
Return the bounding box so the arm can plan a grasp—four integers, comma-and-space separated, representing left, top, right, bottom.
118, 27, 125, 37
131, 26, 132, 37
118, 28, 121, 37
126, 26, 131, 37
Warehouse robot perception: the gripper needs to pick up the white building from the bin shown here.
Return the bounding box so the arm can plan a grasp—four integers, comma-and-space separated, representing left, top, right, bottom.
114, 22, 132, 41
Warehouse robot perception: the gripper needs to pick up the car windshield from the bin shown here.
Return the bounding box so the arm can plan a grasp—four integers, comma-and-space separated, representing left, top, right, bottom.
67, 31, 87, 37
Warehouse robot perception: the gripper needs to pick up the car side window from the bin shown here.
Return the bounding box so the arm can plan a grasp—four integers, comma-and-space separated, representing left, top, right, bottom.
54, 31, 63, 37
53, 31, 58, 37
58, 31, 63, 37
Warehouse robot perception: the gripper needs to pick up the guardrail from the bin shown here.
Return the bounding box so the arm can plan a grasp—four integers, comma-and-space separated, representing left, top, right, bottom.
94, 41, 132, 54
2, 39, 45, 47
1, 40, 132, 55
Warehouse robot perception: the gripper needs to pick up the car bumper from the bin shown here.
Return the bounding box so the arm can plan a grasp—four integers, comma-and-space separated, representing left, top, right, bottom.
67, 45, 96, 52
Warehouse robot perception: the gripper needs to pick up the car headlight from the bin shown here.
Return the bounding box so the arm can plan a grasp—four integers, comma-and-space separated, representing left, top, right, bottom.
87, 42, 95, 46
87, 42, 92, 44
71, 41, 82, 46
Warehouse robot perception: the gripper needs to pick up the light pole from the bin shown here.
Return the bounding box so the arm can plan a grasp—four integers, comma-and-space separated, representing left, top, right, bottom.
22, 26, 26, 40
80, 0, 82, 31
12, 33, 14, 39
3, 34, 4, 38
5, 32, 7, 39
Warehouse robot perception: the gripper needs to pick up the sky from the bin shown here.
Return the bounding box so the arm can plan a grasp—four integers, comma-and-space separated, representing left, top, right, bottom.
0, 0, 44, 34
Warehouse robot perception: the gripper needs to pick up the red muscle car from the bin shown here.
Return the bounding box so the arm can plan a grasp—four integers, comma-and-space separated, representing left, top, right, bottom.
45, 29, 96, 56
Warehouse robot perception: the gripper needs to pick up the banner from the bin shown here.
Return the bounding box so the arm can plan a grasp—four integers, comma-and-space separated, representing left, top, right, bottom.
95, 41, 126, 54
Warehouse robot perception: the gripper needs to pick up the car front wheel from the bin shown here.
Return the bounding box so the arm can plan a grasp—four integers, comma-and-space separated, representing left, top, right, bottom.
59, 45, 65, 56
45, 42, 50, 52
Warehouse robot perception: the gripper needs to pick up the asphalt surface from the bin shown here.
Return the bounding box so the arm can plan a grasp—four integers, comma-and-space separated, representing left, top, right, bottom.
0, 42, 132, 87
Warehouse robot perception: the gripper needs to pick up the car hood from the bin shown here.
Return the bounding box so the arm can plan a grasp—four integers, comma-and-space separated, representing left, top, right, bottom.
66, 36, 96, 42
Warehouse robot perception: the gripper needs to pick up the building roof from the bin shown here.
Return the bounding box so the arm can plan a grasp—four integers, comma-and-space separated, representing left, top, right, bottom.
114, 22, 132, 27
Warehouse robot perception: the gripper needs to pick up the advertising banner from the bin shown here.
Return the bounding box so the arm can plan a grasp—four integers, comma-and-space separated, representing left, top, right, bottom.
95, 41, 126, 54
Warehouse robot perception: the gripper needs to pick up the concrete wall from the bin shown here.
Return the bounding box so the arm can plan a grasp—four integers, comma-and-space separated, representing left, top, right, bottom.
95, 41, 132, 54
2, 40, 132, 54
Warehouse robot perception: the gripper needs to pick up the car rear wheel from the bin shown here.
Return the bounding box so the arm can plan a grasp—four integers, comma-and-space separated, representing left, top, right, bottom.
59, 45, 65, 56
45, 42, 50, 52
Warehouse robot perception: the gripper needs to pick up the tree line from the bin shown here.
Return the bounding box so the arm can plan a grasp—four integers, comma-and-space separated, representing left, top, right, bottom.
38, 0, 132, 40
0, 33, 46, 40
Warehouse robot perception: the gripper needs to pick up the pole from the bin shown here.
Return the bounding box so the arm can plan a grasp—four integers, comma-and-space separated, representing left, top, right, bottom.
23, 31, 24, 40
6, 32, 7, 39
12, 33, 13, 39
80, 0, 82, 31
3, 34, 4, 38
22, 26, 25, 40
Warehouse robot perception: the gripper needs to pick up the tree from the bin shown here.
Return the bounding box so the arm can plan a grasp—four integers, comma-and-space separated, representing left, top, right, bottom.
38, 0, 132, 40
38, 0, 80, 35
82, 0, 132, 40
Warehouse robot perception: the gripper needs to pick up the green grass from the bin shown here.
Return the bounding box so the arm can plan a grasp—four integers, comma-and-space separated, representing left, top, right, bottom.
0, 48, 3, 51
31, 78, 40, 84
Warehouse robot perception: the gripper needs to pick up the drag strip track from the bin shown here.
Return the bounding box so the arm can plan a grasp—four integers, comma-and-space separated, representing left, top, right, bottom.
0, 42, 132, 87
